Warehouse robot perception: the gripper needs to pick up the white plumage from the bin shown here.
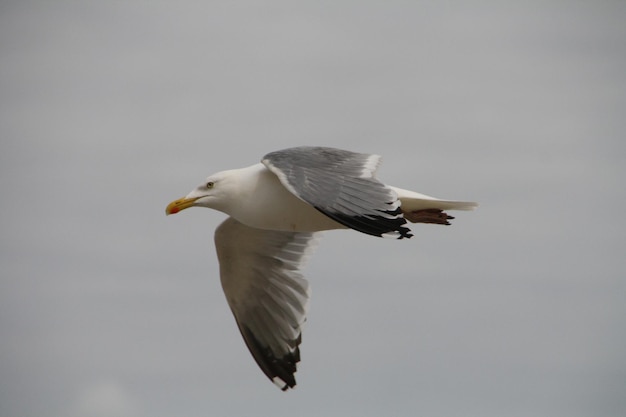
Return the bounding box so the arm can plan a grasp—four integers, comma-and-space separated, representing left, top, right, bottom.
166, 146, 476, 390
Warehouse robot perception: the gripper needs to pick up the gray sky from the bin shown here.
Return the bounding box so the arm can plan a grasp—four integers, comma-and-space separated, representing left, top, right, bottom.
1, 1, 625, 416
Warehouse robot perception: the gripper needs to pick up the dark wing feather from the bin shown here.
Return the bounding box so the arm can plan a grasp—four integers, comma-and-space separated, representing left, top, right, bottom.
262, 146, 412, 238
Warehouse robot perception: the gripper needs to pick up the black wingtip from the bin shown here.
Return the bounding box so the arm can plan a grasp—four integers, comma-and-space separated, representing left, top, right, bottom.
317, 205, 413, 239
238, 325, 301, 391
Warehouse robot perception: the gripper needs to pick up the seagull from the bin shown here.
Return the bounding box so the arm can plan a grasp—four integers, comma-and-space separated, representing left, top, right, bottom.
166, 146, 476, 390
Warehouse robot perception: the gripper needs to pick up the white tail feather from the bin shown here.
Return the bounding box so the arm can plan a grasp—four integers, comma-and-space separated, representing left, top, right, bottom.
389, 186, 478, 212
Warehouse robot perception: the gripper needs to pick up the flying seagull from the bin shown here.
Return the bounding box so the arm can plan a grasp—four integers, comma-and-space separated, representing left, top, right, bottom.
166, 146, 476, 390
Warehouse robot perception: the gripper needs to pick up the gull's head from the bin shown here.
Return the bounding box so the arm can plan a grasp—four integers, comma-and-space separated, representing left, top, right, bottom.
166, 171, 234, 215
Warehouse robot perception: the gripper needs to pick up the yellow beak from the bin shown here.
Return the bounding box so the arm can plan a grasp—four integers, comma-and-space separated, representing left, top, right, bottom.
165, 196, 200, 215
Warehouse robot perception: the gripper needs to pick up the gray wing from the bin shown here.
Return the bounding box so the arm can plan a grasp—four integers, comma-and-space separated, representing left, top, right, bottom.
214, 217, 320, 391
262, 146, 412, 238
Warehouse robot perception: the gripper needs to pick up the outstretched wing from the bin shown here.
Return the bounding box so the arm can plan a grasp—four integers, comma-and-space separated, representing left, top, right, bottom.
214, 217, 320, 390
262, 146, 412, 239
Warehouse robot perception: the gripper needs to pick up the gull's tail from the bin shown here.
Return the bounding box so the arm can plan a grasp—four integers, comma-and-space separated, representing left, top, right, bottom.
389, 186, 478, 225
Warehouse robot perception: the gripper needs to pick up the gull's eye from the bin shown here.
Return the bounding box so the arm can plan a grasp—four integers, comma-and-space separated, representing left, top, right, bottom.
206, 181, 214, 189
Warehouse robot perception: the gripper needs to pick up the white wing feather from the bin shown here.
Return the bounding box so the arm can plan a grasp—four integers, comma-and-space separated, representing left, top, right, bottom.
214, 217, 320, 390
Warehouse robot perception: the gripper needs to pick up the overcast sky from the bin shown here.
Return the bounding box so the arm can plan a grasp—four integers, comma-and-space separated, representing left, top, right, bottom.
1, 2, 625, 417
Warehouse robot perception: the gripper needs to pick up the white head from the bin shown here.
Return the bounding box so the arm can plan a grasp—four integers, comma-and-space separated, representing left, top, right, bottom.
165, 170, 238, 216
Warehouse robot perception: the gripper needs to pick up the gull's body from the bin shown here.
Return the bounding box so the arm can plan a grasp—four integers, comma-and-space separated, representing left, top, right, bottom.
166, 146, 476, 390
209, 163, 343, 232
